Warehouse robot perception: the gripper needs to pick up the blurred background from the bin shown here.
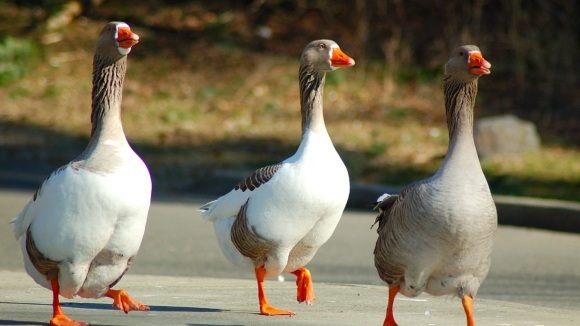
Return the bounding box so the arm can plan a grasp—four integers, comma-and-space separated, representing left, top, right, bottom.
0, 0, 578, 202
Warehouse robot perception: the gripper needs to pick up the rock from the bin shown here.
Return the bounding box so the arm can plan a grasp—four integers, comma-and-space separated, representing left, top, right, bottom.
474, 114, 541, 159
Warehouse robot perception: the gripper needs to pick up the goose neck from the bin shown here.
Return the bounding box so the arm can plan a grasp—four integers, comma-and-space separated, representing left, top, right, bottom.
441, 75, 480, 166
443, 75, 478, 141
299, 64, 327, 135
90, 55, 127, 139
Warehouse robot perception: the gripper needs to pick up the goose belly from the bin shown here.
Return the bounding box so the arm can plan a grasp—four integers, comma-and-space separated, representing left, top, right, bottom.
423, 243, 493, 298
246, 162, 349, 272
25, 163, 151, 297
396, 195, 496, 298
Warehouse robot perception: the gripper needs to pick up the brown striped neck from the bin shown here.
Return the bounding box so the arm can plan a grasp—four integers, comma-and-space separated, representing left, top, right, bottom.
443, 75, 478, 141
439, 74, 482, 172
90, 54, 127, 138
299, 63, 327, 135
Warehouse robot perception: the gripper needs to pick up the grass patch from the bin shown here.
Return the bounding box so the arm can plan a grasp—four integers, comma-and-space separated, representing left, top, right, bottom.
0, 36, 40, 85
482, 147, 580, 199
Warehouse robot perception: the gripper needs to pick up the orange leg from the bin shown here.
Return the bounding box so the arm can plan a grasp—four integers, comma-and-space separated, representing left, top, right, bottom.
461, 294, 476, 326
291, 267, 315, 305
383, 286, 399, 326
255, 266, 295, 316
105, 289, 149, 314
49, 278, 88, 326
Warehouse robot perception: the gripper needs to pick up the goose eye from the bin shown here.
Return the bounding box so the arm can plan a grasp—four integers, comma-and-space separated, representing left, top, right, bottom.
459, 51, 464, 56
319, 43, 326, 49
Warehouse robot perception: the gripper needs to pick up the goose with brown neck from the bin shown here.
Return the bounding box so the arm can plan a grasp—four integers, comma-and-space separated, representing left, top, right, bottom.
12, 22, 151, 326
200, 39, 354, 316
372, 45, 497, 326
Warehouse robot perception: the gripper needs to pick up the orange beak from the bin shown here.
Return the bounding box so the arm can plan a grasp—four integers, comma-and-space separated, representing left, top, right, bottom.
469, 52, 491, 76
330, 48, 355, 68
117, 26, 139, 49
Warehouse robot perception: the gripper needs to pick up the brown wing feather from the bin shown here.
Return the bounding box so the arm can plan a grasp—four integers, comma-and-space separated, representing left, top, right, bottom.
230, 199, 277, 267
372, 193, 400, 232
372, 186, 414, 285
26, 227, 60, 281
235, 163, 282, 191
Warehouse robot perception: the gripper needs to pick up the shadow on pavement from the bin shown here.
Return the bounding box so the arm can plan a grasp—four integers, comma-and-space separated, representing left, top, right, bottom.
0, 320, 46, 326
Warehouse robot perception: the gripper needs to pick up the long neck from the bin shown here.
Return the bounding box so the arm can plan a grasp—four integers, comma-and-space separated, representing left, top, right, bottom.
299, 64, 327, 135
441, 75, 480, 167
90, 55, 126, 139
444, 75, 478, 140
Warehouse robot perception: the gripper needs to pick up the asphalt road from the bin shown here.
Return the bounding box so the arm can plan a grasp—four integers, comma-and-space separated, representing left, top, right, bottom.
1, 188, 580, 323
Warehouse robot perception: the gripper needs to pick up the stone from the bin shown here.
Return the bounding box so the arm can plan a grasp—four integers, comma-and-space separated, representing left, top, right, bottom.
474, 114, 541, 159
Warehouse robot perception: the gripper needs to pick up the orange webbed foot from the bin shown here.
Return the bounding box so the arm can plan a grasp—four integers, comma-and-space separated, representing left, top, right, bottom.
50, 278, 88, 326
50, 314, 88, 326
259, 303, 296, 316
255, 266, 295, 316
105, 289, 149, 313
291, 267, 315, 305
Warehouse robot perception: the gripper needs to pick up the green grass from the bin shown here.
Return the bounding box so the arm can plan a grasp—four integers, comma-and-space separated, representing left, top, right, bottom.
0, 36, 40, 86
482, 148, 580, 200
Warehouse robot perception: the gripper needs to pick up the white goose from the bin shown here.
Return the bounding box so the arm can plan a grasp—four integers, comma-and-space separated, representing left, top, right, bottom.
372, 45, 497, 326
199, 39, 355, 316
11, 22, 151, 326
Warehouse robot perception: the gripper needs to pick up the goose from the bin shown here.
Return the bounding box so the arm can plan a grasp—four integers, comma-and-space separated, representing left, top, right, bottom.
11, 22, 151, 326
372, 45, 497, 326
199, 39, 355, 316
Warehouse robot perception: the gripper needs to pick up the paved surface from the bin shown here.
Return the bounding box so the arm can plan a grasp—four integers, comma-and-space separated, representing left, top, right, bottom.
3, 270, 580, 326
2, 189, 580, 325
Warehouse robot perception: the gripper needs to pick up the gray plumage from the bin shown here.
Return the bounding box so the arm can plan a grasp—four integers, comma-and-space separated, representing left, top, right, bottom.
373, 45, 497, 325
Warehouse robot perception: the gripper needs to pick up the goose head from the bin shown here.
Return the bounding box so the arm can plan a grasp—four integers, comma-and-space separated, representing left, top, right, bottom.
445, 45, 491, 83
300, 40, 355, 72
95, 22, 140, 60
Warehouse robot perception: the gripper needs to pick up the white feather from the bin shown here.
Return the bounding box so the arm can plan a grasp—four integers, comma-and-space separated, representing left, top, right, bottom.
200, 130, 350, 277
12, 146, 151, 298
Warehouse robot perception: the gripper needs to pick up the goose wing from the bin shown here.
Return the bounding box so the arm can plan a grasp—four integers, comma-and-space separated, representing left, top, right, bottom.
199, 163, 283, 221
